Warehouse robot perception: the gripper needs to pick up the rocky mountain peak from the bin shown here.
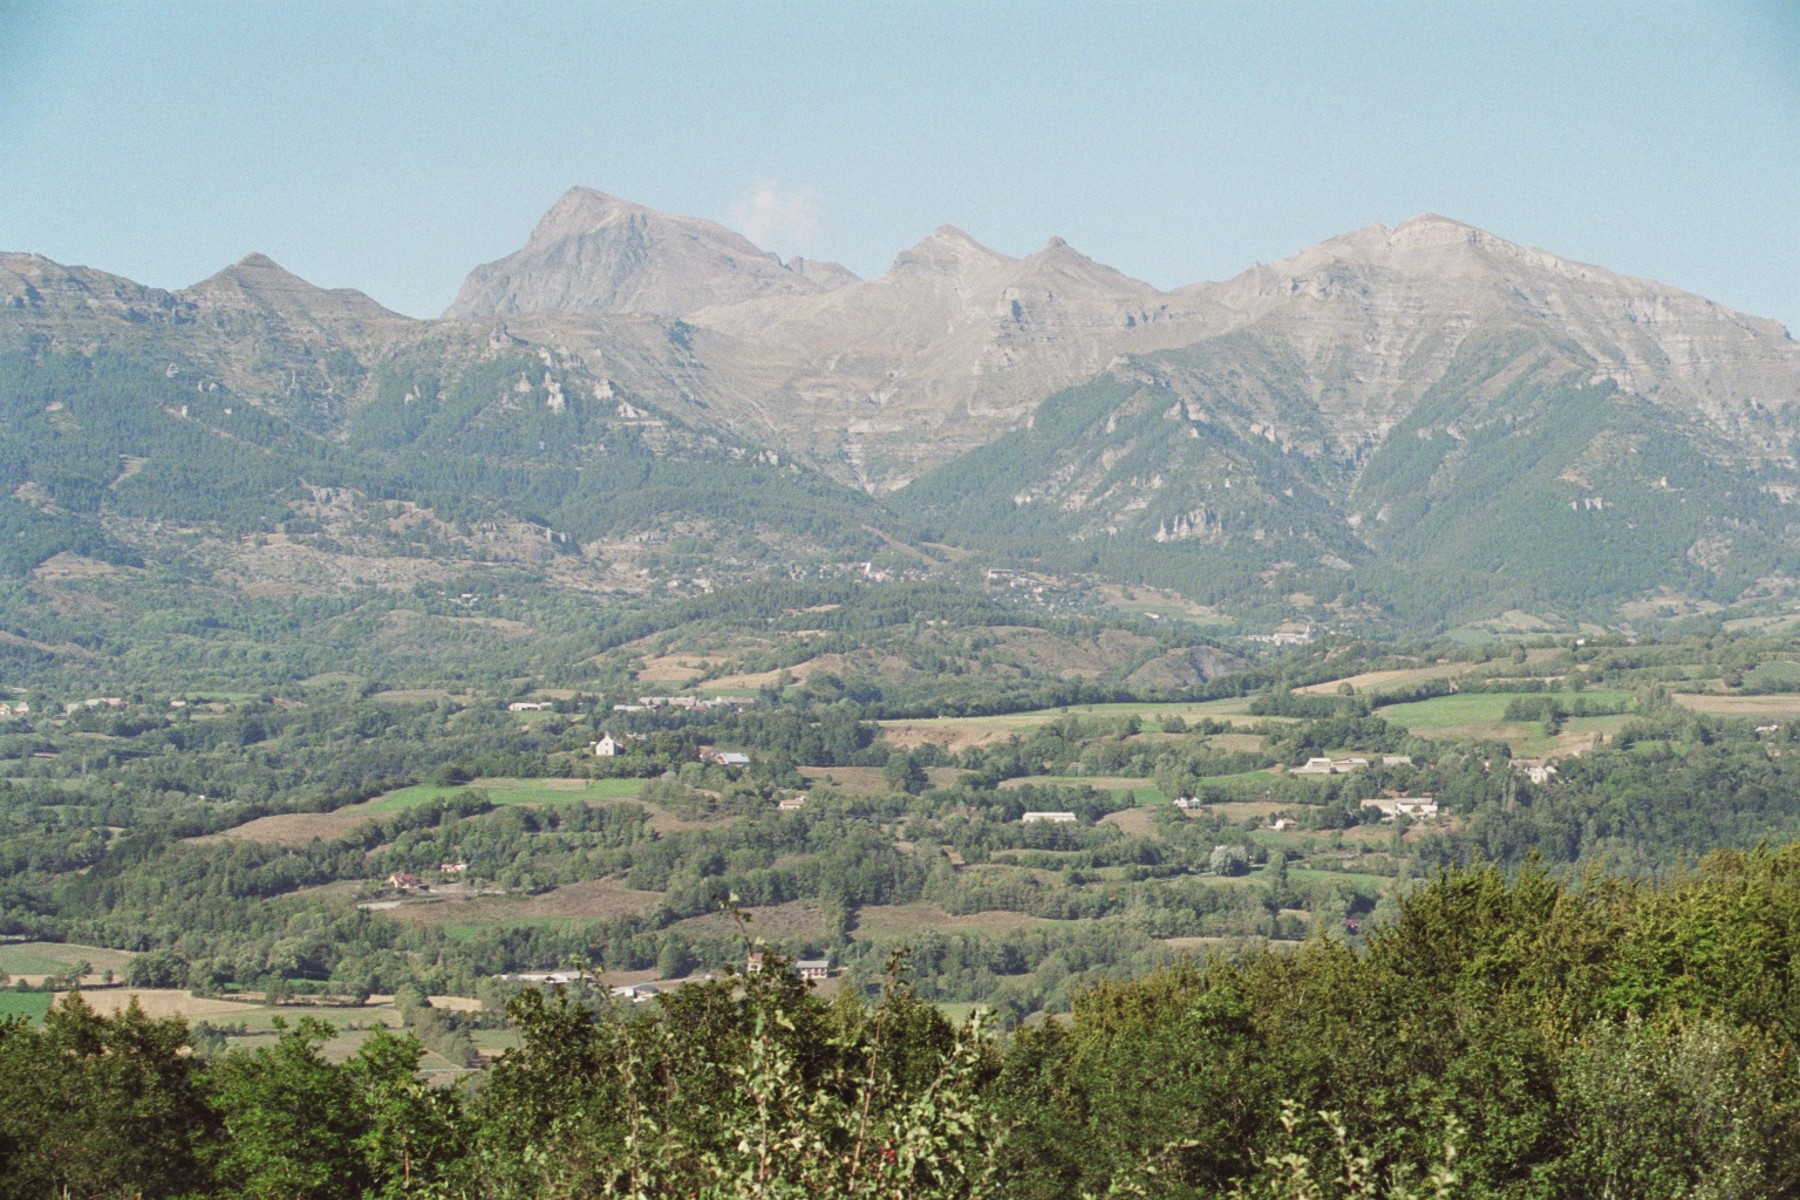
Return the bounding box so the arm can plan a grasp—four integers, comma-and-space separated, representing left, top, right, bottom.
1016, 237, 1155, 296
445, 187, 834, 320
182, 254, 406, 329
888, 226, 1012, 278
528, 187, 642, 239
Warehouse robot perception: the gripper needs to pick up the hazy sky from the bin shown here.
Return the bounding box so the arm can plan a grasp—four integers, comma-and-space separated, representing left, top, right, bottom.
3, 2, 1796, 327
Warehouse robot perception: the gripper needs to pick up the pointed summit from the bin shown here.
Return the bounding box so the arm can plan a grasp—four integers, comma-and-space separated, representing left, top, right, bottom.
888, 225, 1011, 278
445, 187, 839, 320
1018, 236, 1155, 296
182, 254, 405, 327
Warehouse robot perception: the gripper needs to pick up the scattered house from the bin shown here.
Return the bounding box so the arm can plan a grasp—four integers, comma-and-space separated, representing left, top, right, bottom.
701, 749, 752, 768
1020, 811, 1078, 824
1382, 755, 1413, 766
387, 871, 425, 891
610, 983, 660, 1003
592, 731, 648, 757
1360, 797, 1440, 821
1757, 724, 1783, 736
638, 695, 758, 712
1510, 759, 1558, 785
507, 701, 552, 712
777, 796, 807, 812
64, 697, 125, 714
501, 970, 585, 985
746, 952, 830, 981
1173, 795, 1202, 810
1269, 817, 1300, 831
439, 861, 469, 876
1292, 756, 1370, 776
0, 702, 27, 720
1245, 629, 1316, 646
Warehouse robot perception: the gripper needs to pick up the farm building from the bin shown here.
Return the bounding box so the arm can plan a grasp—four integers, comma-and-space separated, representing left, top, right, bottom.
1360, 797, 1439, 820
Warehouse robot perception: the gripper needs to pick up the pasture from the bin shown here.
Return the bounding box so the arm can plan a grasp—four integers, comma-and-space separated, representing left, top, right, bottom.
0, 941, 134, 982
0, 993, 52, 1022
1374, 690, 1634, 754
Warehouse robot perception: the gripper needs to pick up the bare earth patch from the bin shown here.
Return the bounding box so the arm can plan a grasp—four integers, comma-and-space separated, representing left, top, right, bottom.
1296, 663, 1470, 696
1673, 693, 1800, 718
187, 809, 382, 847
386, 878, 665, 927
58, 988, 268, 1020
675, 899, 829, 942
1101, 808, 1157, 836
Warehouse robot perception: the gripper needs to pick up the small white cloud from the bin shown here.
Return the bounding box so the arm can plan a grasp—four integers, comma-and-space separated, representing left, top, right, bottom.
729, 180, 817, 249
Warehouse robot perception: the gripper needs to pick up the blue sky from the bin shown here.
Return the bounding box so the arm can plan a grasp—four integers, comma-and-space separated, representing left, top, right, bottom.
2, 1, 1795, 327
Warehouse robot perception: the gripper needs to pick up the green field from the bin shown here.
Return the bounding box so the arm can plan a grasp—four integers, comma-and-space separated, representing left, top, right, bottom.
999, 776, 1172, 805
1193, 769, 1282, 787
1375, 691, 1634, 753
0, 993, 52, 1022
362, 777, 645, 813
0, 941, 134, 978
1375, 690, 1630, 729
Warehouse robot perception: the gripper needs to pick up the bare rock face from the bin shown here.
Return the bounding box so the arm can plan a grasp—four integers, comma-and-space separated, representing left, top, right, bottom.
685, 228, 1220, 488
441, 190, 1799, 491
0, 252, 188, 330
1185, 215, 1800, 455
13, 192, 1795, 506
444, 188, 856, 320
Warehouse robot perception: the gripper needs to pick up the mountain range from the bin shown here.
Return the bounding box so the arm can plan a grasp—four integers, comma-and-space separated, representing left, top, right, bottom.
4, 186, 1799, 633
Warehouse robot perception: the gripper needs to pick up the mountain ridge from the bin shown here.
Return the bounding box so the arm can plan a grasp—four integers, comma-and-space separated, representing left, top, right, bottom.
5, 193, 1800, 632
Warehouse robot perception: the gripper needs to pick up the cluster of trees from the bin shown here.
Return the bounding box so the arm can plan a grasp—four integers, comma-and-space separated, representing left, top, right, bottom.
8, 849, 1800, 1197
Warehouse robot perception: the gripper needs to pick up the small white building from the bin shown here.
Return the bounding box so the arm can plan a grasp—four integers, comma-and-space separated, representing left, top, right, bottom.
1269, 817, 1300, 831
1360, 797, 1439, 821
507, 701, 552, 712
610, 983, 660, 1003
594, 733, 623, 757
777, 796, 807, 812
1020, 811, 1078, 824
